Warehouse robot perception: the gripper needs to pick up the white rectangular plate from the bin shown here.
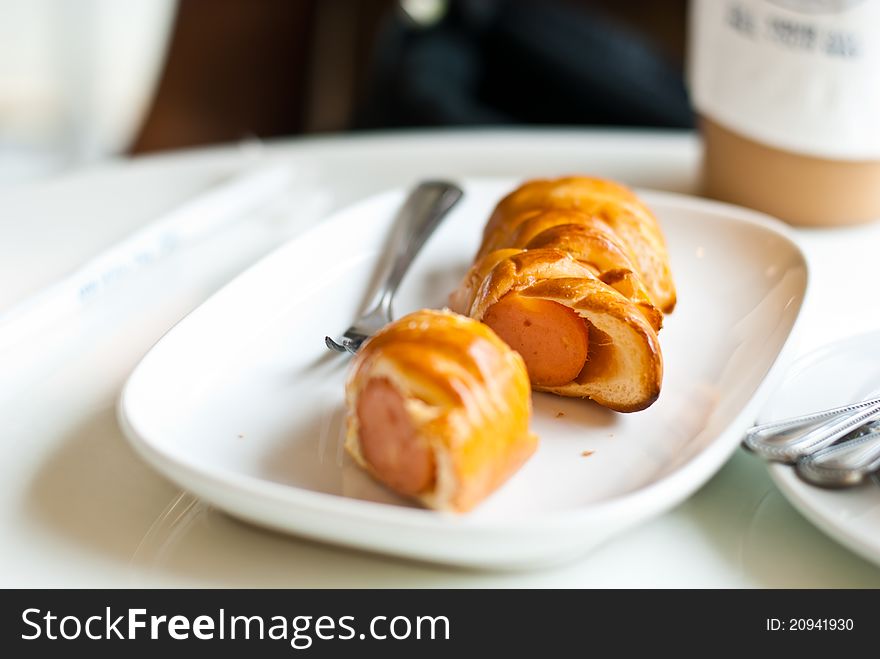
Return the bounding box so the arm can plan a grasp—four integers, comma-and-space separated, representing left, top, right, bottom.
119, 178, 808, 568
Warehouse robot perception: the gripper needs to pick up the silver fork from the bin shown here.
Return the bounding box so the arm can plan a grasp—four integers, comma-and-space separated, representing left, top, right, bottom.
324, 180, 463, 354
743, 396, 880, 463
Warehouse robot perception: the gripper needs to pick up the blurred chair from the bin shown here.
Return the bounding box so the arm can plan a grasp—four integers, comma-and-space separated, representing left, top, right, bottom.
134, 0, 690, 153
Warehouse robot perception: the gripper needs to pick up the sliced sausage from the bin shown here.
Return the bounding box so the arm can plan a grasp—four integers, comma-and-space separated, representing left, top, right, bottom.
356, 377, 435, 496
483, 294, 589, 387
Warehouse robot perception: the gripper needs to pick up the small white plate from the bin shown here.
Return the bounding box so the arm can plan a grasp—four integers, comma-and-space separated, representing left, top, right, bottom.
763, 331, 880, 568
119, 178, 807, 568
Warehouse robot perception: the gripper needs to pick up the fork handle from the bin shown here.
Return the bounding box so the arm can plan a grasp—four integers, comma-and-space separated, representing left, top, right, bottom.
361, 181, 464, 321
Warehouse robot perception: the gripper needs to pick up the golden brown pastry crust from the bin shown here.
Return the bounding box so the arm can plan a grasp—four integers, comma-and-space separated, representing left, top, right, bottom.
483, 177, 676, 313
479, 208, 663, 330
451, 248, 663, 412
345, 309, 537, 512
449, 177, 672, 411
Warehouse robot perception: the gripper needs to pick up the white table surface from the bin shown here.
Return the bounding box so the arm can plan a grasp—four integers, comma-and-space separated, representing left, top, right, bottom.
2, 129, 880, 587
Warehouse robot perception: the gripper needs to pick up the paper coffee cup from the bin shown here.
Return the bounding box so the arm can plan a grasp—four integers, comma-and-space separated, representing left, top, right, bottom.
689, 0, 880, 226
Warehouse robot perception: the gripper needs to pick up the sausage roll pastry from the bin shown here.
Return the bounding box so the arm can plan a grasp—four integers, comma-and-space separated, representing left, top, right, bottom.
345, 309, 537, 512
450, 177, 673, 412
482, 176, 676, 313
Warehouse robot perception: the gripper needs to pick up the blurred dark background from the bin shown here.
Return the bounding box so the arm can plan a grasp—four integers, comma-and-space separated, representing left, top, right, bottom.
132, 0, 692, 154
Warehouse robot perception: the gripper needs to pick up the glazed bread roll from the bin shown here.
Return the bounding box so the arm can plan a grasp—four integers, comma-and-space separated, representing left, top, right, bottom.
474, 208, 663, 331
345, 309, 537, 512
482, 176, 676, 313
450, 177, 672, 412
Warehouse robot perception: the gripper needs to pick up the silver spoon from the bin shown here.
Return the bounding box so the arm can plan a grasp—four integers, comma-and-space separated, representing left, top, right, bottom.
324, 180, 463, 354
796, 422, 880, 488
